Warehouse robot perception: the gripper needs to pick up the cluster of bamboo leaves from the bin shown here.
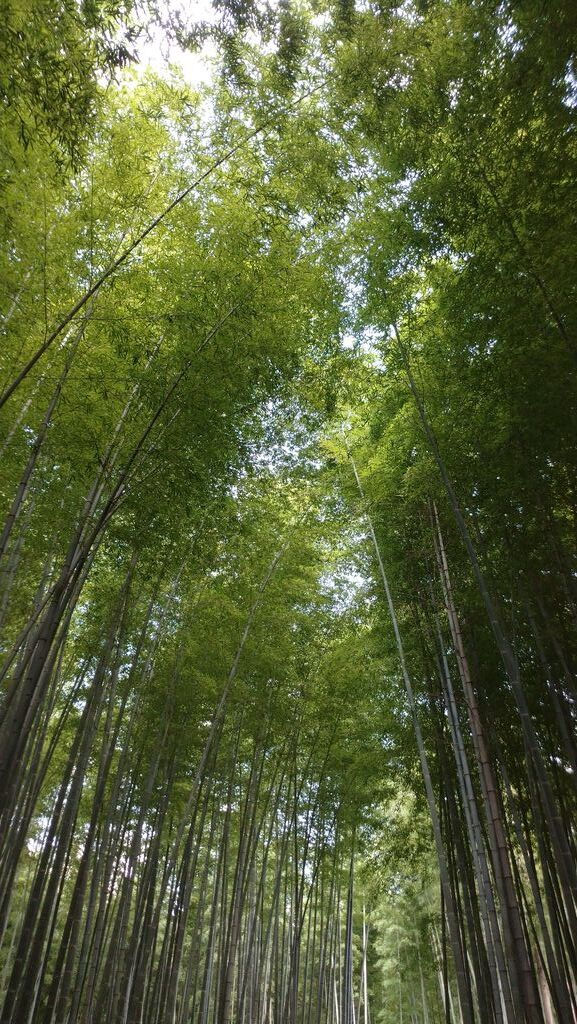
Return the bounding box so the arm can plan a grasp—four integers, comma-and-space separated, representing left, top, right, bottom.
1, 1, 576, 1023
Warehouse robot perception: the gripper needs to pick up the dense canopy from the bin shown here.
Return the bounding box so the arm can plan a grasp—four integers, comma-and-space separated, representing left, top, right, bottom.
0, 2, 576, 1023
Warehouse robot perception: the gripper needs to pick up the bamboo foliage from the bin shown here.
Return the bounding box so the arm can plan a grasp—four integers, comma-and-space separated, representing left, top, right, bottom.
1, 1, 577, 1022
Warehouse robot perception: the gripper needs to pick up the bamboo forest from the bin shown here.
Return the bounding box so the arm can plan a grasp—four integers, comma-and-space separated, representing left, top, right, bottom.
1, 1, 576, 1022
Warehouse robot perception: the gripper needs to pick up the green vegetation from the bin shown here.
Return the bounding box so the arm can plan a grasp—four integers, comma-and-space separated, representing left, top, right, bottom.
0, 2, 576, 1022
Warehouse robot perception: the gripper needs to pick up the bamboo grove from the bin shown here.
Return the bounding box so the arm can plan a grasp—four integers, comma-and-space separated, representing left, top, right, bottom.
0, 1, 576, 1022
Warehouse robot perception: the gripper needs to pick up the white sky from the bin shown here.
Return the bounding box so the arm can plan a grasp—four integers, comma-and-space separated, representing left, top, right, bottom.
135, 0, 219, 87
